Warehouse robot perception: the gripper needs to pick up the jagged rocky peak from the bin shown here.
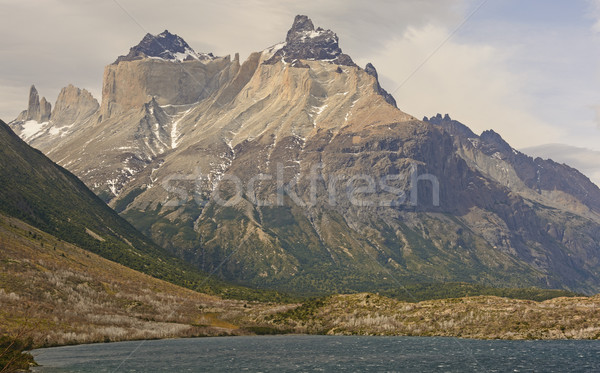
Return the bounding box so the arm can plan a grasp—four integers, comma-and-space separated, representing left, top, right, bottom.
286, 14, 315, 39
264, 15, 356, 66
426, 114, 514, 156
15, 85, 51, 122
114, 30, 215, 64
38, 97, 51, 122
425, 113, 453, 122
27, 85, 40, 119
364, 62, 397, 108
55, 84, 97, 102
425, 113, 477, 139
364, 63, 379, 78
480, 129, 513, 153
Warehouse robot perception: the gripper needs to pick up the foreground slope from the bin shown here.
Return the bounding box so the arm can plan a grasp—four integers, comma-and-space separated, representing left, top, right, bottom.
0, 214, 255, 346
9, 16, 600, 294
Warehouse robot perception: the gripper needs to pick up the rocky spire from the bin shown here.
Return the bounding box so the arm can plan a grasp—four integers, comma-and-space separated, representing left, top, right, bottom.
15, 85, 52, 122
285, 15, 316, 42
365, 63, 397, 108
264, 15, 356, 66
39, 97, 52, 122
27, 85, 40, 120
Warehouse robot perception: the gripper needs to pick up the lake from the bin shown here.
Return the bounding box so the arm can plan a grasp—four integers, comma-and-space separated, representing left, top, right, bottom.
32, 335, 600, 372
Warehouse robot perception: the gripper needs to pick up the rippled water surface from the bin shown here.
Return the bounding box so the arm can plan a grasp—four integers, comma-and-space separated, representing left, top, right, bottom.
32, 335, 600, 372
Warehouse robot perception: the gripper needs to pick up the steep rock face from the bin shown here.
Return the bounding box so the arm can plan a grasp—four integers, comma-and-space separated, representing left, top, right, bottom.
9, 31, 240, 198
47, 96, 177, 198
102, 30, 230, 119
100, 55, 233, 119
90, 42, 400, 197
182, 113, 600, 293
10, 16, 600, 294
263, 15, 395, 107
426, 114, 600, 285
39, 97, 52, 122
51, 84, 99, 125
26, 85, 41, 120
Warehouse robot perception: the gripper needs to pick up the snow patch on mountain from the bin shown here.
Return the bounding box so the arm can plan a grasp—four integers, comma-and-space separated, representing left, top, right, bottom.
20, 120, 50, 141
170, 108, 193, 149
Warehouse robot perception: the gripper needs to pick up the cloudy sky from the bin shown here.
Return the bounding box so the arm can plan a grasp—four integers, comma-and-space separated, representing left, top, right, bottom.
2, 0, 600, 183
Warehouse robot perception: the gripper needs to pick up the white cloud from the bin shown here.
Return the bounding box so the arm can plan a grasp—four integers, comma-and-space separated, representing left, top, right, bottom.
366, 24, 561, 148
585, 0, 600, 131
588, 0, 600, 33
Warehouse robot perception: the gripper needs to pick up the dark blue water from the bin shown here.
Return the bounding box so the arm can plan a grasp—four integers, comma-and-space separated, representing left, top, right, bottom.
32, 335, 600, 372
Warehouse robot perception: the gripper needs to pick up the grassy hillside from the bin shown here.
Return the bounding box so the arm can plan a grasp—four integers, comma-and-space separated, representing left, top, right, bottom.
0, 213, 290, 347
0, 120, 287, 302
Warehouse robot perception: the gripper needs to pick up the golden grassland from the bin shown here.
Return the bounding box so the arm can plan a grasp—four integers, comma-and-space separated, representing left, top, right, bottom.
261, 293, 600, 340
0, 214, 294, 347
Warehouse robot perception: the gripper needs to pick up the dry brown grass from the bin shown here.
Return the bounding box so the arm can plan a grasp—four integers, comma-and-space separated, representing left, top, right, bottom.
262, 293, 600, 340
0, 214, 286, 347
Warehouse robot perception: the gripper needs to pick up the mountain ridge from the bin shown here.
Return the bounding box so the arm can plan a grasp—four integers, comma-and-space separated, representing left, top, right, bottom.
8, 15, 600, 295
425, 114, 600, 219
520, 143, 600, 187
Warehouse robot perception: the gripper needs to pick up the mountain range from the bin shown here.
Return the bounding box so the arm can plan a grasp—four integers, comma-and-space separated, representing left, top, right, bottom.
8, 15, 600, 295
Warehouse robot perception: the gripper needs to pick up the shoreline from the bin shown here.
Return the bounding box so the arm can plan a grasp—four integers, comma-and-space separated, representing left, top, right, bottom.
30, 326, 600, 352
21, 292, 600, 352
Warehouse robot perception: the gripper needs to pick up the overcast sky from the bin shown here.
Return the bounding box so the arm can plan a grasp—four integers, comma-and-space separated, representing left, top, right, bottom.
2, 0, 600, 182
